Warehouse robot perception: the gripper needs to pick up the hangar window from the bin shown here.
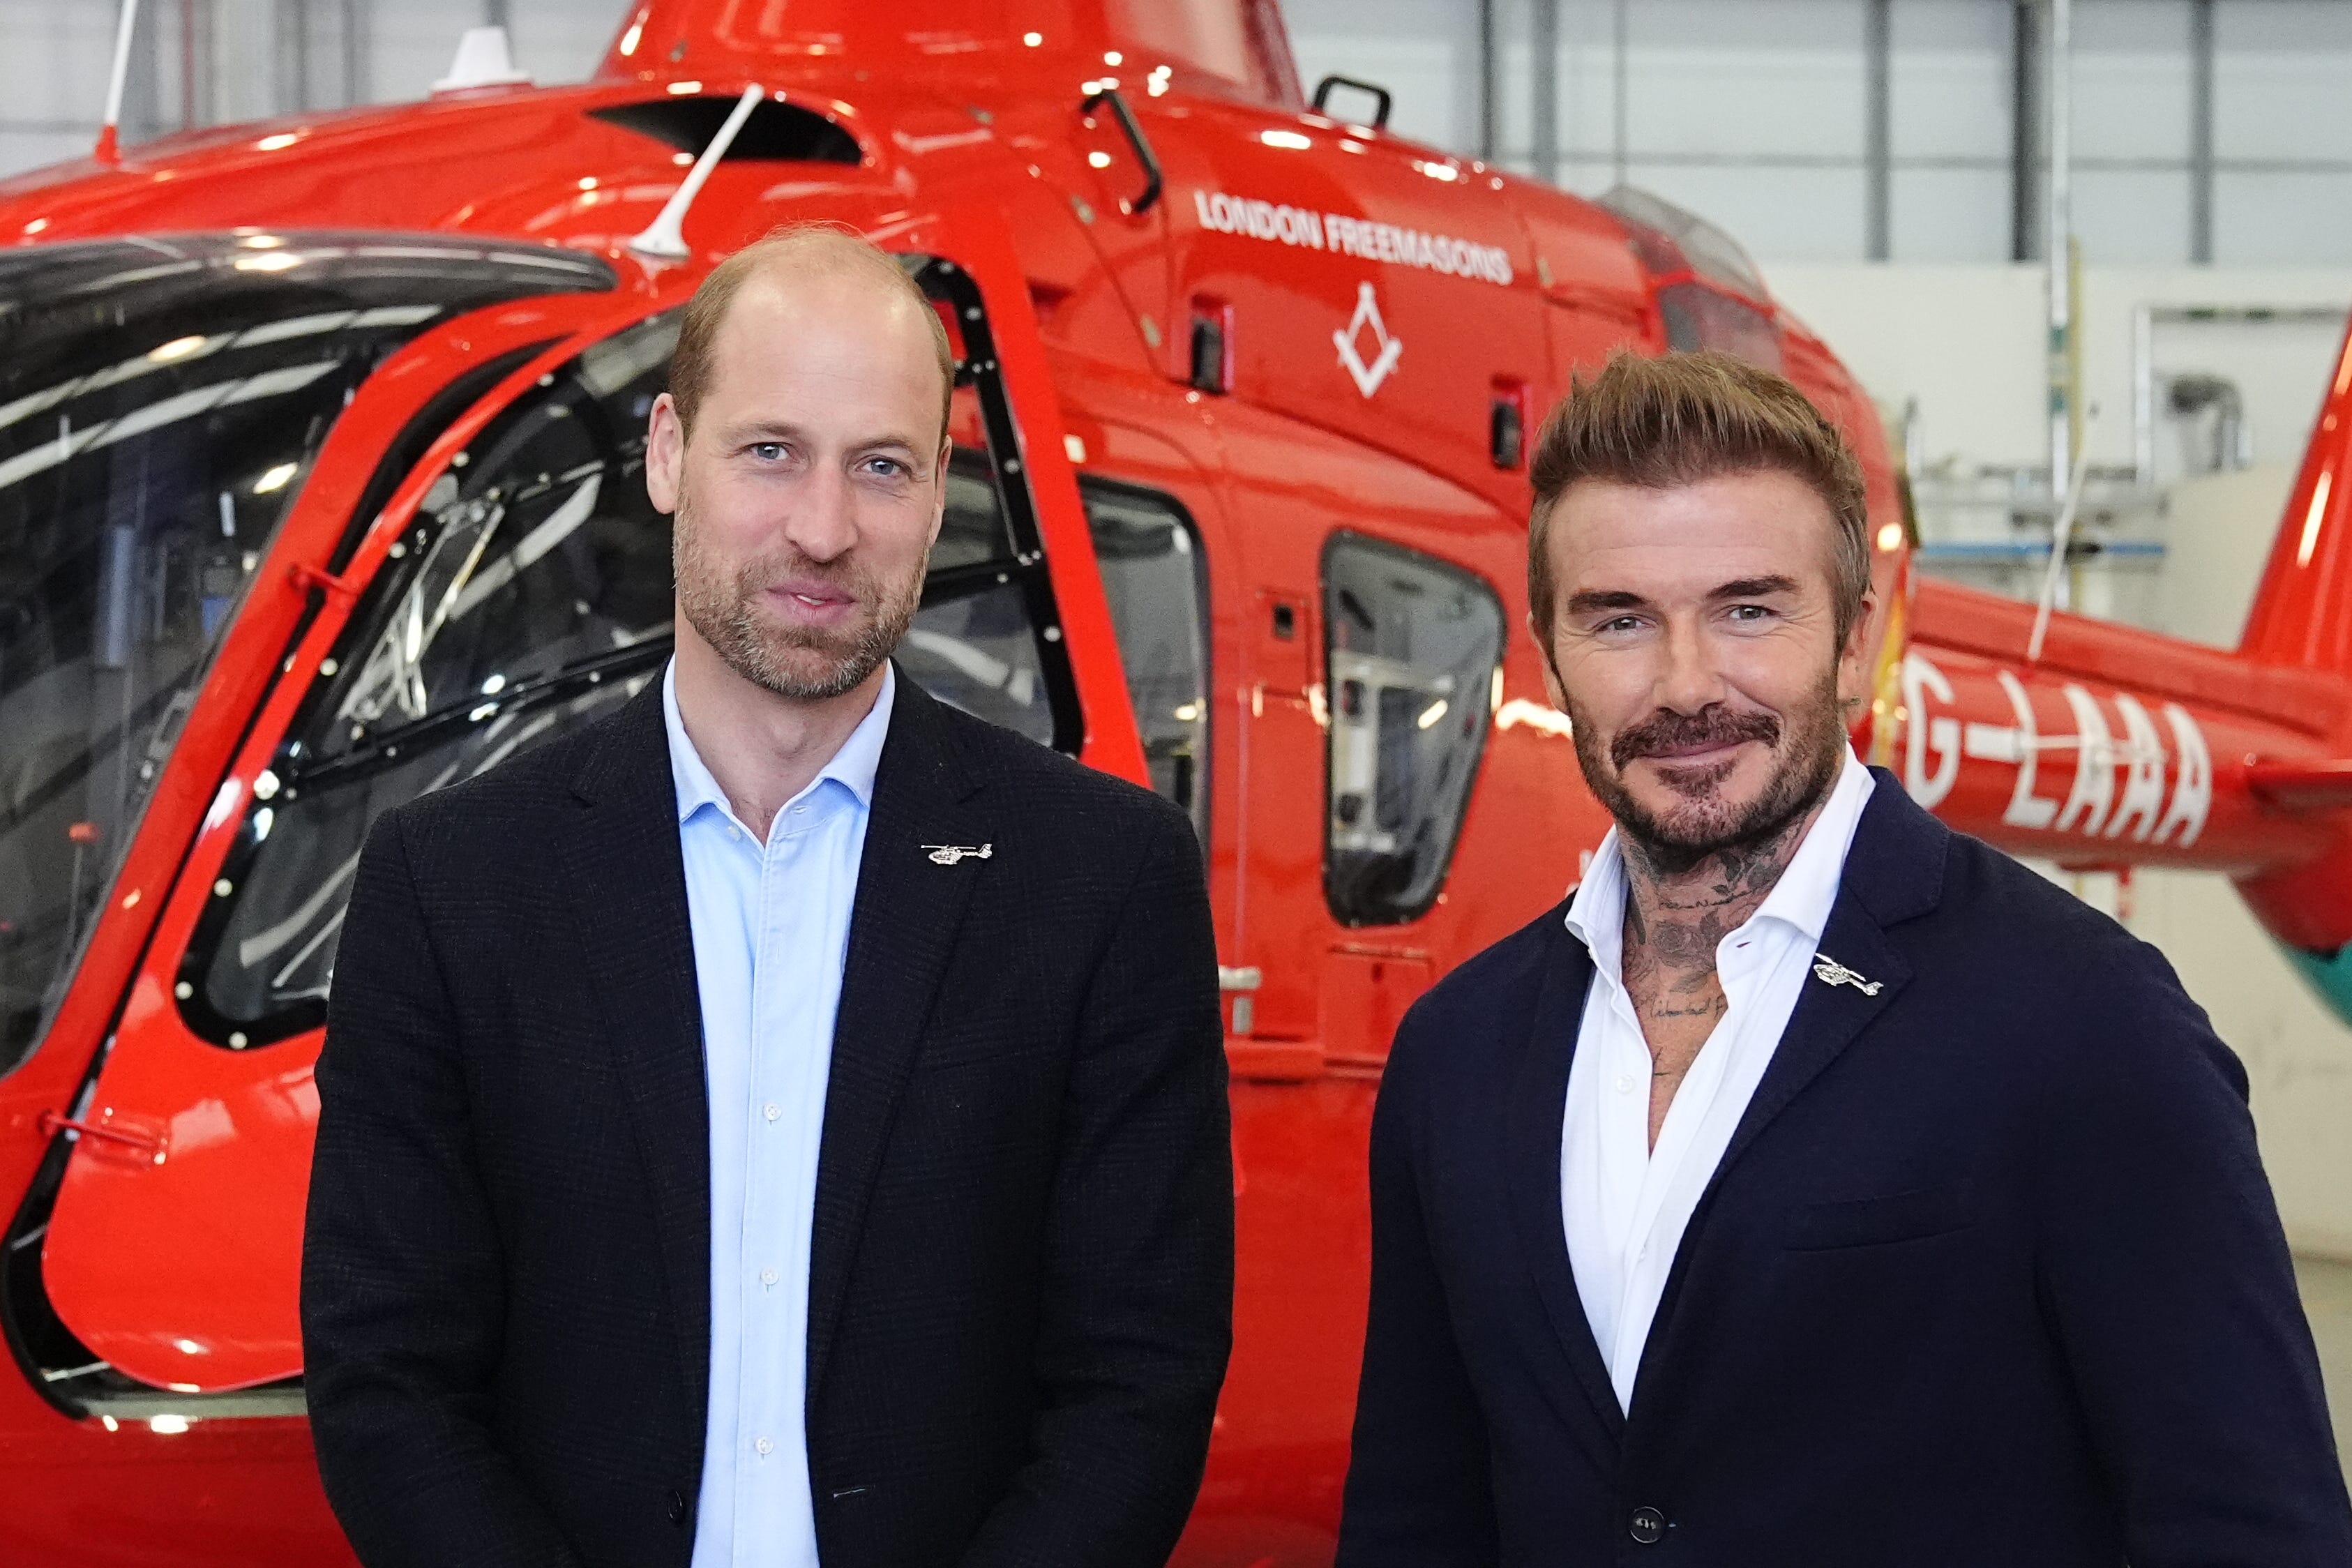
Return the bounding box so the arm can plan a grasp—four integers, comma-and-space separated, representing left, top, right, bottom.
1322, 534, 1502, 926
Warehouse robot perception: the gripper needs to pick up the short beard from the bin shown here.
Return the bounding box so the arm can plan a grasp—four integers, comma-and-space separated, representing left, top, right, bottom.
1568, 668, 1846, 878
672, 489, 923, 702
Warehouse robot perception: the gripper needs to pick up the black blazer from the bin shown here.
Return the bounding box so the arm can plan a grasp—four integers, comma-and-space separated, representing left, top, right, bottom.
1338, 769, 2352, 1567
302, 671, 1232, 1568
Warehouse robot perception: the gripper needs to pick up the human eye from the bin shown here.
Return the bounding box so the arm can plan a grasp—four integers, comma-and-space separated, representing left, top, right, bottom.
861, 454, 911, 479
1592, 614, 1646, 637
1725, 603, 1776, 624
744, 440, 787, 462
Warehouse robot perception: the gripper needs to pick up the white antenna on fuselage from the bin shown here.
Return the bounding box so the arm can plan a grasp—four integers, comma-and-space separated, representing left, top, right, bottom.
628, 83, 764, 262
93, 0, 142, 163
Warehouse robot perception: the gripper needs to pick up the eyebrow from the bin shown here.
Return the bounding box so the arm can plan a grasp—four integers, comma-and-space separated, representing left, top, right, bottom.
1710, 575, 1801, 600
721, 419, 928, 457
1563, 575, 1802, 619
1564, 588, 1650, 617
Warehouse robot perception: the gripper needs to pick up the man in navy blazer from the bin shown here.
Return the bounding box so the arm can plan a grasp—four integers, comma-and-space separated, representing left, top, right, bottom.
1337, 349, 2352, 1567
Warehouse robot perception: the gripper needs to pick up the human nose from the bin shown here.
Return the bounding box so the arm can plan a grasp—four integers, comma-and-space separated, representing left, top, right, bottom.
782, 460, 858, 564
1654, 612, 1730, 714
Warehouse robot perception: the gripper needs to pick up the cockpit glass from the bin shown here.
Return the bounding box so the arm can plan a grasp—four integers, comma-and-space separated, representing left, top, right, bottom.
184, 256, 1083, 1049
0, 234, 614, 1075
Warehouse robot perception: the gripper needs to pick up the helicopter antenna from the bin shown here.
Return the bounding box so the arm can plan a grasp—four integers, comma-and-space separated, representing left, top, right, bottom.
92, 0, 142, 164
628, 84, 763, 262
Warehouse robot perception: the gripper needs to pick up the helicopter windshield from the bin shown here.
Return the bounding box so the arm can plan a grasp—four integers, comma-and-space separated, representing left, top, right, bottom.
0, 234, 615, 1074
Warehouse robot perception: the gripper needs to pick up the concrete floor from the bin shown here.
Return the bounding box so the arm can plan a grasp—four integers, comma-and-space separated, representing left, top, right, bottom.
2298, 1256, 2352, 1482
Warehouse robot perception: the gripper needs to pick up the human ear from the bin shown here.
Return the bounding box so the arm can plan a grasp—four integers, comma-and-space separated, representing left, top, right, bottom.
646, 393, 685, 516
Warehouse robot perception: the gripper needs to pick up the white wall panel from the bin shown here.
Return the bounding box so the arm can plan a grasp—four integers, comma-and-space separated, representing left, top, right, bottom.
2216, 171, 2352, 268
1890, 0, 2008, 163
2074, 166, 2192, 265
2071, 0, 2189, 163
1891, 165, 2010, 261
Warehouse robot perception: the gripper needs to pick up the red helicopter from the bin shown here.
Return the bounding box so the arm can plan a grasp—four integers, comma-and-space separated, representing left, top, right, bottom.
3, 1, 2352, 1562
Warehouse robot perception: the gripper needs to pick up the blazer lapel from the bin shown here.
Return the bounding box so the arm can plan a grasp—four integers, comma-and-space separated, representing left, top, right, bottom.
557, 681, 712, 1431
1634, 770, 1947, 1398
1504, 924, 1630, 1441
1711, 771, 1943, 1182
805, 674, 993, 1401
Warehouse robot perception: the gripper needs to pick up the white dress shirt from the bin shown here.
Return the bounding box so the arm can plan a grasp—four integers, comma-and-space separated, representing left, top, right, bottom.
664, 658, 896, 1568
1560, 748, 1875, 1414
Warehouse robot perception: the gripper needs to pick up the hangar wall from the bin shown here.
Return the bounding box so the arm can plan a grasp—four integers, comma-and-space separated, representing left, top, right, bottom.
1284, 0, 2352, 266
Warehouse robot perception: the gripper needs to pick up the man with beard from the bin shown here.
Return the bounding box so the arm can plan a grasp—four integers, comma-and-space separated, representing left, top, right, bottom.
302, 227, 1232, 1568
1336, 350, 2351, 1567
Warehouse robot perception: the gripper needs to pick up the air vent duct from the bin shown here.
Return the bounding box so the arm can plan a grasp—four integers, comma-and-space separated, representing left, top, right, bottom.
588, 95, 861, 165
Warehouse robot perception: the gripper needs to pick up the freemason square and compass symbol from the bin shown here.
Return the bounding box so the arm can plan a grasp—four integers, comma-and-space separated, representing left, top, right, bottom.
1334, 280, 1403, 398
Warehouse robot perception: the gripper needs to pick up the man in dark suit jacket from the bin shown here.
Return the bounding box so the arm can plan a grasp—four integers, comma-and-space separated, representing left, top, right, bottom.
1338, 350, 2352, 1567
302, 227, 1231, 1568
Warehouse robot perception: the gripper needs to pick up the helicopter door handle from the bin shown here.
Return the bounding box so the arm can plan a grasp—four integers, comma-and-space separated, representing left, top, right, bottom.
1080, 88, 1163, 216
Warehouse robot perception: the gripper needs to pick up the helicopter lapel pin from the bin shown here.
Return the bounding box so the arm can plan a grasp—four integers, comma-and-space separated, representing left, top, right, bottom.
1811, 953, 1883, 996
924, 843, 993, 866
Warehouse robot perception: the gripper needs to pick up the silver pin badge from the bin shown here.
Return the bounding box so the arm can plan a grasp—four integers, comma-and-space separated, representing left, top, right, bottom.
924, 843, 993, 866
1811, 953, 1883, 995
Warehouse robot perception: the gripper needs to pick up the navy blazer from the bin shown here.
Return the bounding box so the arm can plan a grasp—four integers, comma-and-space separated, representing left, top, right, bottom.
1338, 769, 2352, 1567
303, 674, 1232, 1568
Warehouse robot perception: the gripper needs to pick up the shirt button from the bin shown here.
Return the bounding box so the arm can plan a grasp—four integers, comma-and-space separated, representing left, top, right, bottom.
1629, 1505, 1668, 1544
761, 1267, 778, 1287
764, 1103, 781, 1122
755, 1437, 773, 1457
1614, 1073, 1635, 1094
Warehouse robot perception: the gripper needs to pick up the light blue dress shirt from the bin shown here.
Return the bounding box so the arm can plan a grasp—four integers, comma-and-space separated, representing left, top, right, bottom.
663, 658, 895, 1568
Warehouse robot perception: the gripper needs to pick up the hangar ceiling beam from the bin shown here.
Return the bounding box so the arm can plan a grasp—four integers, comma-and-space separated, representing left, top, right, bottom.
2010, 0, 2042, 264
2189, 0, 2215, 264
1864, 0, 1891, 262
1531, 0, 1559, 185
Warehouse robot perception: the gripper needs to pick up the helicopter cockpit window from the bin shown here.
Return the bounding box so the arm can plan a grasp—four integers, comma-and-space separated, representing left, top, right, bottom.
1322, 534, 1503, 927
0, 233, 613, 1076
186, 257, 1082, 1047
1082, 481, 1209, 841
188, 312, 681, 1038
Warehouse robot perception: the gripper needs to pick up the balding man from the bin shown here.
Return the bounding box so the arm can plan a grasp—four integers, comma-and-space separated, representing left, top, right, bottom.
302, 226, 1232, 1568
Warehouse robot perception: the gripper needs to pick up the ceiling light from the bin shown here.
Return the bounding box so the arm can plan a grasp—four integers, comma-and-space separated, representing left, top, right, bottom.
234, 252, 303, 271
147, 335, 206, 363
253, 462, 299, 494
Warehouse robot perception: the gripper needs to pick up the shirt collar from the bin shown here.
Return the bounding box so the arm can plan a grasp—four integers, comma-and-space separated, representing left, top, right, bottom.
1565, 747, 1876, 969
661, 657, 897, 827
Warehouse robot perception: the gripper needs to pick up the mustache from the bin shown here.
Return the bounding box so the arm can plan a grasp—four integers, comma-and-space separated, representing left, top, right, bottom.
1609, 705, 1782, 771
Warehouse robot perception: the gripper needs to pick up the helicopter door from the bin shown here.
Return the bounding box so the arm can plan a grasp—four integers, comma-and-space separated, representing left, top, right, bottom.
33, 233, 1125, 1396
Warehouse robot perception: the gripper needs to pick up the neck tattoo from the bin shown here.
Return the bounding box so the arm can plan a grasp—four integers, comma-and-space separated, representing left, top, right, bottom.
1617, 799, 1823, 1046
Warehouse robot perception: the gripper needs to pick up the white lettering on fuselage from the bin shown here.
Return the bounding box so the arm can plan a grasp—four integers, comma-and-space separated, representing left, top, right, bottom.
1191, 188, 1516, 287
1900, 651, 2210, 847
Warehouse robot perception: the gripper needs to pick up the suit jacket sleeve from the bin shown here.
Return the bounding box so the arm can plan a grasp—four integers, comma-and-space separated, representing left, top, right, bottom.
301, 811, 585, 1568
2035, 937, 2352, 1565
1335, 1007, 1500, 1568
956, 802, 1234, 1568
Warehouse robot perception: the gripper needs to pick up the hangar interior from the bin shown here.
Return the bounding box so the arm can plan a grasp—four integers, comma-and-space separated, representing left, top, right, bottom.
5, 0, 2352, 1491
